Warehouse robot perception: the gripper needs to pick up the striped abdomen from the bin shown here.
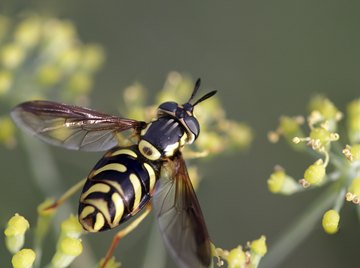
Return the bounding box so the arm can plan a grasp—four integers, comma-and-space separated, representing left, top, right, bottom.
78, 145, 160, 232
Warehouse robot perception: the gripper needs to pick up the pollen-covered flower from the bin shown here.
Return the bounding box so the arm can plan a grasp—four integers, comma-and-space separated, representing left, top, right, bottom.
268, 95, 360, 237
212, 236, 267, 268
4, 214, 30, 254
51, 237, 83, 268
0, 13, 105, 148
11, 248, 36, 268
322, 210, 340, 234
267, 167, 301, 194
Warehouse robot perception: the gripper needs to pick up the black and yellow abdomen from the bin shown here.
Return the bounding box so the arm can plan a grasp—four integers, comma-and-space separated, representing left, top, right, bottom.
78, 145, 161, 232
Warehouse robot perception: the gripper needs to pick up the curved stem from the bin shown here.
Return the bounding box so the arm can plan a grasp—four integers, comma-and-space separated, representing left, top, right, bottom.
261, 183, 340, 268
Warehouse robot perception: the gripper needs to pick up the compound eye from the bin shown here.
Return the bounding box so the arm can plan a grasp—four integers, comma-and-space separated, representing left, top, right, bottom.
158, 101, 178, 114
184, 116, 200, 141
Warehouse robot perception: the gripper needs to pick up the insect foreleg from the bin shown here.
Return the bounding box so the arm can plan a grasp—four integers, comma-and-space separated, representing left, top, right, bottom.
42, 178, 87, 212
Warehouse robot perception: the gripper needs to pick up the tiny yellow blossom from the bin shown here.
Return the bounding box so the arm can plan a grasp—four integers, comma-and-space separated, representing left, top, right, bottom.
303, 159, 326, 186
227, 246, 246, 268
309, 127, 332, 148
80, 44, 105, 72
51, 237, 83, 268
267, 168, 301, 195
346, 177, 360, 204
249, 236, 267, 256
36, 64, 62, 87
12, 248, 36, 268
322, 210, 340, 234
57, 47, 81, 71
0, 70, 12, 95
1, 43, 26, 69
342, 144, 360, 161
308, 95, 340, 121
60, 215, 83, 238
65, 71, 92, 94
14, 16, 42, 48
347, 98, 360, 144
0, 116, 16, 147
4, 214, 30, 253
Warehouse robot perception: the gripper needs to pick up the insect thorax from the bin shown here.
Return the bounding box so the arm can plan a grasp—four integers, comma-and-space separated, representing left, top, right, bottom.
138, 116, 188, 160
78, 145, 160, 232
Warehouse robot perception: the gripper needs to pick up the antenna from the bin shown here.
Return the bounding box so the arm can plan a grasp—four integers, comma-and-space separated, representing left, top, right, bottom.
193, 90, 217, 106
188, 78, 202, 103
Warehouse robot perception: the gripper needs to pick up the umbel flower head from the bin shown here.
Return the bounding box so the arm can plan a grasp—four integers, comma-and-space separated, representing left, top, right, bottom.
268, 95, 360, 234
0, 12, 105, 148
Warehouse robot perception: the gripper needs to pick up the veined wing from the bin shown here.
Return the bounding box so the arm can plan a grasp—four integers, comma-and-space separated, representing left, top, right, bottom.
11, 100, 147, 151
152, 154, 212, 268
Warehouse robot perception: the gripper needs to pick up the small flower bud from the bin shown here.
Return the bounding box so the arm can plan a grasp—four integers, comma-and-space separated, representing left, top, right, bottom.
0, 70, 12, 95
65, 71, 92, 95
322, 210, 340, 234
0, 116, 16, 148
14, 16, 42, 48
346, 177, 360, 204
308, 96, 341, 121
342, 144, 360, 161
347, 99, 360, 144
4, 214, 30, 253
309, 127, 332, 149
227, 246, 246, 268
12, 248, 36, 268
303, 159, 326, 186
60, 215, 83, 239
249, 236, 267, 257
51, 237, 83, 268
36, 64, 62, 87
267, 168, 300, 195
80, 44, 105, 72
1, 42, 26, 69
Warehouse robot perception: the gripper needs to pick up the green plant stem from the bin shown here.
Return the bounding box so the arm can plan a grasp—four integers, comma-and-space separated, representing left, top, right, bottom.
141, 221, 167, 268
261, 183, 341, 268
21, 134, 95, 268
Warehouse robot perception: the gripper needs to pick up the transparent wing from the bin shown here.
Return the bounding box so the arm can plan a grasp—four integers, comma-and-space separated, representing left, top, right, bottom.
11, 100, 147, 151
152, 154, 212, 268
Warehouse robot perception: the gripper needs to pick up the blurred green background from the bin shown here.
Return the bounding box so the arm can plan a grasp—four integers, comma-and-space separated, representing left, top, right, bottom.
1, 1, 360, 267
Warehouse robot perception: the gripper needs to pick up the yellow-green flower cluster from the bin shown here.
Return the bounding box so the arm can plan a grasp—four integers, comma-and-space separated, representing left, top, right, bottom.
212, 236, 267, 268
4, 214, 36, 268
3, 211, 84, 268
0, 13, 105, 148
268, 95, 360, 234
51, 215, 83, 268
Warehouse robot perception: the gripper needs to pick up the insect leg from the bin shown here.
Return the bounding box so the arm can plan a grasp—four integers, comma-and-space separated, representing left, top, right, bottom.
42, 178, 87, 212
101, 203, 152, 268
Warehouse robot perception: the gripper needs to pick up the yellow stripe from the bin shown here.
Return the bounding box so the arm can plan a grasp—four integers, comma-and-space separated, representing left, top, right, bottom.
144, 163, 156, 192
84, 199, 111, 225
103, 180, 125, 197
111, 149, 137, 158
111, 193, 125, 226
79, 205, 95, 219
91, 163, 127, 177
129, 173, 142, 211
80, 183, 110, 201
93, 212, 105, 231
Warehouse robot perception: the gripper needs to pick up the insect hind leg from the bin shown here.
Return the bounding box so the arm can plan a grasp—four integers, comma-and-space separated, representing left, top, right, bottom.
100, 203, 152, 268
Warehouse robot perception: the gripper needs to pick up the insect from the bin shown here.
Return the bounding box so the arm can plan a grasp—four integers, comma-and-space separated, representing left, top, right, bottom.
11, 79, 216, 268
